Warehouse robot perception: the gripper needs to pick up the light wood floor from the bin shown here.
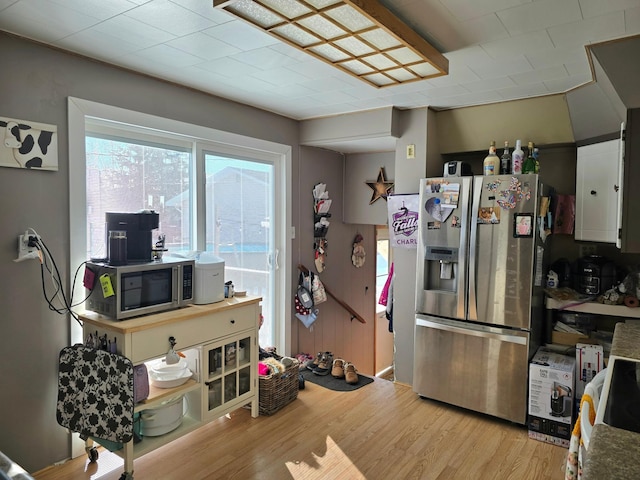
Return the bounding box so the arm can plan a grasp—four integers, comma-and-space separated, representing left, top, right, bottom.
34, 377, 568, 480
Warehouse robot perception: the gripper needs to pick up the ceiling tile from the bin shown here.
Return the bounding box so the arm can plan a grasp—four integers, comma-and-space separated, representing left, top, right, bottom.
124, 0, 216, 36
497, 0, 582, 36
509, 65, 569, 86
548, 11, 626, 47
463, 75, 516, 92
46, 0, 137, 20
166, 32, 241, 61
232, 47, 302, 70
496, 82, 551, 101
203, 19, 279, 51
196, 56, 263, 77
170, 0, 236, 24
524, 44, 588, 69
90, 14, 176, 48
251, 66, 313, 86
0, 0, 102, 42
481, 30, 555, 59
129, 43, 205, 68
56, 29, 142, 59
544, 74, 592, 93
579, 0, 640, 19
440, 0, 531, 22
467, 54, 534, 80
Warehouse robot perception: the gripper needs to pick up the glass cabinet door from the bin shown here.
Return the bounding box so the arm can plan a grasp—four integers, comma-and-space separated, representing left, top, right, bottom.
203, 334, 253, 416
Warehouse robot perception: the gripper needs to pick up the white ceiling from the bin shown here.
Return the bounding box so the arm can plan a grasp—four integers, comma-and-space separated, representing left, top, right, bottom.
1, 0, 639, 123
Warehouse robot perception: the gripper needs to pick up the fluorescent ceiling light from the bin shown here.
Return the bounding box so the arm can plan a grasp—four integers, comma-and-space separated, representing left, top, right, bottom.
214, 0, 448, 88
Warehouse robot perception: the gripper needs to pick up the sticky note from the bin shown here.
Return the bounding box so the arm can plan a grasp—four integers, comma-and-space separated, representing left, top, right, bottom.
100, 274, 114, 298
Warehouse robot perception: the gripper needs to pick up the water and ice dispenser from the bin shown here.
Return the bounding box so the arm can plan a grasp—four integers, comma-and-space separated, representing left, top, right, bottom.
423, 246, 458, 291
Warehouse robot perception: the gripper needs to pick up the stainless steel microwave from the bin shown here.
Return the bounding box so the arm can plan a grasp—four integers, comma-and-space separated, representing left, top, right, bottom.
84, 258, 194, 320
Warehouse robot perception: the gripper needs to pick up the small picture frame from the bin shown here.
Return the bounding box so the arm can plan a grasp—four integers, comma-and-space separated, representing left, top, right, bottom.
514, 213, 534, 238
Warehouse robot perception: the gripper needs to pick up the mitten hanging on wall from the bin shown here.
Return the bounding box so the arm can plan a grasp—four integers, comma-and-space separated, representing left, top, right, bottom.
351, 234, 365, 268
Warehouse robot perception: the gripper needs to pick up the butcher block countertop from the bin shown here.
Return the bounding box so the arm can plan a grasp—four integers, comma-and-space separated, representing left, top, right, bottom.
583, 322, 640, 479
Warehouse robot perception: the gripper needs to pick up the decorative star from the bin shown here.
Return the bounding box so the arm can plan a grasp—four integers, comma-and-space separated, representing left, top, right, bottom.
365, 167, 394, 205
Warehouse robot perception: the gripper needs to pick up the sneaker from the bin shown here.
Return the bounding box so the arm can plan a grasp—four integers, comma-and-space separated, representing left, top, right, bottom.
344, 362, 358, 384
313, 352, 333, 376
331, 358, 345, 378
307, 352, 323, 371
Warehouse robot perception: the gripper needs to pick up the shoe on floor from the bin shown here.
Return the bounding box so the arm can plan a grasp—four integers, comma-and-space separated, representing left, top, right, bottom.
307, 352, 323, 371
313, 353, 333, 376
331, 358, 345, 378
344, 362, 358, 384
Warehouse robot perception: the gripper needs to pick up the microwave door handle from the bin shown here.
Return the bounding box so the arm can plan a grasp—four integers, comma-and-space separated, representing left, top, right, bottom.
173, 266, 179, 303
467, 176, 482, 322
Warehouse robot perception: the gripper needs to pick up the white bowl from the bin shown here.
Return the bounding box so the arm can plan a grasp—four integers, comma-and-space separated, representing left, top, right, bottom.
147, 357, 188, 374
149, 368, 192, 388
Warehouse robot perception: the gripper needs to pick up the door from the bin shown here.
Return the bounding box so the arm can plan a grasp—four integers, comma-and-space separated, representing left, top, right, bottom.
415, 176, 472, 320
413, 314, 529, 424
469, 174, 538, 330
202, 152, 279, 349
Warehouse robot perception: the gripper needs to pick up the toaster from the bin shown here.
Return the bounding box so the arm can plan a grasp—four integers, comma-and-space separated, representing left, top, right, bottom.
443, 161, 472, 177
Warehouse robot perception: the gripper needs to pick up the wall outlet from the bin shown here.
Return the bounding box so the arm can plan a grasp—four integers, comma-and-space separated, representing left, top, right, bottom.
17, 234, 37, 259
578, 244, 597, 257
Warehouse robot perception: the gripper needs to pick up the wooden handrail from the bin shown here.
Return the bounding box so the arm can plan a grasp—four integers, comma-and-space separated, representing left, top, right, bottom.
298, 264, 366, 324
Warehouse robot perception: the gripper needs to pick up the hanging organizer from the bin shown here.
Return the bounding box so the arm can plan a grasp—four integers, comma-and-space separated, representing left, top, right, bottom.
313, 183, 331, 272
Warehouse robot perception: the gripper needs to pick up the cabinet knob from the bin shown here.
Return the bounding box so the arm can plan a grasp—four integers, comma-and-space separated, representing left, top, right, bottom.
590, 190, 597, 195
230, 319, 235, 324
614, 184, 620, 192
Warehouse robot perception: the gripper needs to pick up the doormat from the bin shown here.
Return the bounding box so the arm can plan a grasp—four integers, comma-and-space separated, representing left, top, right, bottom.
299, 368, 374, 392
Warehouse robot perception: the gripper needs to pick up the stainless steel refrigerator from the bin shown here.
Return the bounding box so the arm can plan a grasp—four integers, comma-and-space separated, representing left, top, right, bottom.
413, 174, 548, 424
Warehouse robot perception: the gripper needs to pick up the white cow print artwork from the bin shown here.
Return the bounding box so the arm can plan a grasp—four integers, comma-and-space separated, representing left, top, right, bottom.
1, 116, 58, 170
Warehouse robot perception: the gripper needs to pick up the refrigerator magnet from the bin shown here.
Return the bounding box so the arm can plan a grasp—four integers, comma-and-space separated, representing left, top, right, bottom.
514, 213, 534, 237
478, 206, 500, 224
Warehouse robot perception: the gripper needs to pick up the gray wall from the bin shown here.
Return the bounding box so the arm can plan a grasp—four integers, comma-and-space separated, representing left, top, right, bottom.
391, 108, 430, 385
343, 151, 395, 225
0, 32, 299, 473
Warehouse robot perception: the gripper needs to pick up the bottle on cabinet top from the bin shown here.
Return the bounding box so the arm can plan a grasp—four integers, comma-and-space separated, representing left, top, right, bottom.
512, 139, 524, 175
523, 141, 536, 174
500, 141, 511, 175
483, 141, 499, 176
533, 147, 540, 173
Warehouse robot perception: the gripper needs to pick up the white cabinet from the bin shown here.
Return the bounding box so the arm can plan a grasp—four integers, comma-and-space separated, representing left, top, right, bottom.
79, 296, 260, 479
575, 129, 624, 245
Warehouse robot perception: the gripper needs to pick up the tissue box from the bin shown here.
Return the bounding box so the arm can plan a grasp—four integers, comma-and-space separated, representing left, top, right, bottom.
575, 343, 604, 399
528, 347, 575, 447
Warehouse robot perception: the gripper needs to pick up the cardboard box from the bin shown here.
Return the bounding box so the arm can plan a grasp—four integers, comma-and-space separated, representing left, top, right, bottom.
551, 331, 597, 346
528, 347, 576, 448
575, 343, 604, 399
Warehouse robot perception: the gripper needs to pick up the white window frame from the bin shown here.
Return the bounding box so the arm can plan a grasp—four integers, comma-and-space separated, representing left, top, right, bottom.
68, 96, 292, 353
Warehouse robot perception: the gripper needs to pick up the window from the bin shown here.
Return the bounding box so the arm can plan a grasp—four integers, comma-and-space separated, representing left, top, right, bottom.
84, 128, 192, 259
69, 97, 292, 354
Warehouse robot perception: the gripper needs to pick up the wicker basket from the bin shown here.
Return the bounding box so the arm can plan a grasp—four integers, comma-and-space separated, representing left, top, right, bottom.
259, 360, 300, 415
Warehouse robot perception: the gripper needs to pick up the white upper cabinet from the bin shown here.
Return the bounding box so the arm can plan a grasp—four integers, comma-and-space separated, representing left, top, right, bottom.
575, 126, 624, 246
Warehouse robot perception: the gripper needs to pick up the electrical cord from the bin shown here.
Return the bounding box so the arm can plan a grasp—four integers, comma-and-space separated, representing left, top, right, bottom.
26, 228, 86, 326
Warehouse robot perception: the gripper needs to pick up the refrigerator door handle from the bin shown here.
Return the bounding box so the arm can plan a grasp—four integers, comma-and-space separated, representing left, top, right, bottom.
467, 176, 482, 321
416, 317, 527, 345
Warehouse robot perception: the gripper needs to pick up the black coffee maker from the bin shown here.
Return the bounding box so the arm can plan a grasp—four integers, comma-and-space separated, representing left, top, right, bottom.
106, 210, 159, 263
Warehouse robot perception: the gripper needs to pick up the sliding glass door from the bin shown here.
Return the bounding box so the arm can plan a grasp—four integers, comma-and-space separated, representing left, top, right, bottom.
202, 152, 278, 349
